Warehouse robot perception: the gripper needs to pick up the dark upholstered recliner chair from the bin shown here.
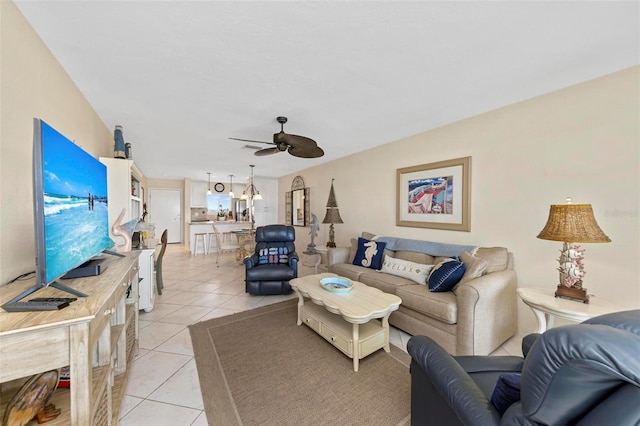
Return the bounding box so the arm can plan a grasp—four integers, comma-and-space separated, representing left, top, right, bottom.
407, 309, 640, 426
244, 225, 298, 295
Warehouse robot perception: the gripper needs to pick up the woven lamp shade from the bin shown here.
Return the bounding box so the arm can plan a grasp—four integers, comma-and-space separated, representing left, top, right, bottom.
537, 204, 610, 243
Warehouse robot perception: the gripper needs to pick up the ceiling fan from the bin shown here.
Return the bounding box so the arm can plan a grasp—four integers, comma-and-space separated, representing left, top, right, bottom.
230, 116, 324, 158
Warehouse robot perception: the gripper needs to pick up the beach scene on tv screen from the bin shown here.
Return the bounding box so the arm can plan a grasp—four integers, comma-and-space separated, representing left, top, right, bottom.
41, 122, 112, 282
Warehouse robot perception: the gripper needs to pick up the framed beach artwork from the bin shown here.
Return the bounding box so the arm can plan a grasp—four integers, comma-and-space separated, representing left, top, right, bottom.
396, 156, 471, 231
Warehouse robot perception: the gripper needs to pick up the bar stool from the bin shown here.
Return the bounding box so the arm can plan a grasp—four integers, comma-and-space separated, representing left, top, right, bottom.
193, 231, 207, 255
209, 224, 240, 265
206, 225, 217, 255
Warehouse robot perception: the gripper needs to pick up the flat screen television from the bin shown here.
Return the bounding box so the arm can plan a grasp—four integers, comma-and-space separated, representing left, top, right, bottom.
3, 119, 116, 307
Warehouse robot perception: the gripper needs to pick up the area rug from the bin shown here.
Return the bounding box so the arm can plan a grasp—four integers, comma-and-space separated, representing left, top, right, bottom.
188, 299, 411, 426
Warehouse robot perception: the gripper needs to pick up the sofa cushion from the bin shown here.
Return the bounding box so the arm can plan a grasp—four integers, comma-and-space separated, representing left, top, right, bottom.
475, 247, 509, 273
458, 251, 489, 285
361, 231, 377, 240
381, 255, 433, 285
358, 271, 415, 295
428, 259, 466, 292
329, 263, 369, 282
396, 284, 458, 324
352, 237, 387, 270
394, 250, 436, 265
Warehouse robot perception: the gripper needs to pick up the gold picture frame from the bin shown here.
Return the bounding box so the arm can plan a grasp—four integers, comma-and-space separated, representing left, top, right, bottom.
396, 156, 471, 231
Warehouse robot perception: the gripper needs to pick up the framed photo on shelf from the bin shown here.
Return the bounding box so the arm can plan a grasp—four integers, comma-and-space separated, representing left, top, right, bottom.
396, 156, 471, 231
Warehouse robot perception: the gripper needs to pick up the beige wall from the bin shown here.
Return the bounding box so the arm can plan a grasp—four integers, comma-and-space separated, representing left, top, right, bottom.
0, 1, 112, 284
280, 67, 640, 333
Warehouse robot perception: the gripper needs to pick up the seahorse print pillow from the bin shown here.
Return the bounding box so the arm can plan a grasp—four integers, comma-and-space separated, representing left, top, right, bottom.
352, 237, 387, 270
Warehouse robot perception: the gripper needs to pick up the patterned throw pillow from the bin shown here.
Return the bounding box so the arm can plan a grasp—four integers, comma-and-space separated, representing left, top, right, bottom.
381, 255, 433, 285
427, 258, 466, 292
352, 237, 387, 270
258, 247, 289, 265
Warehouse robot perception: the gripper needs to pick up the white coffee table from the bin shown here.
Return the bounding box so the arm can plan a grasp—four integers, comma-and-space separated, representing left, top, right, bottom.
517, 287, 625, 333
290, 273, 401, 372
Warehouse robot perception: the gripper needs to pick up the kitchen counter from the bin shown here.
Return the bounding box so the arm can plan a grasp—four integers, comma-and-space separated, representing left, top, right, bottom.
189, 221, 251, 254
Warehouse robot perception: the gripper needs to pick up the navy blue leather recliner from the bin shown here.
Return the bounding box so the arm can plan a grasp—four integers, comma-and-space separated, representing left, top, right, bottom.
244, 225, 298, 295
407, 309, 640, 425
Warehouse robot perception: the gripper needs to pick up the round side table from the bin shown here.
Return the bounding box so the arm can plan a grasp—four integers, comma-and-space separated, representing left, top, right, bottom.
517, 287, 624, 333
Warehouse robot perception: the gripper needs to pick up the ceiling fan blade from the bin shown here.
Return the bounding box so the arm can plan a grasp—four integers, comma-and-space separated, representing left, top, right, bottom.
288, 145, 324, 158
229, 137, 274, 146
281, 133, 318, 149
254, 147, 281, 156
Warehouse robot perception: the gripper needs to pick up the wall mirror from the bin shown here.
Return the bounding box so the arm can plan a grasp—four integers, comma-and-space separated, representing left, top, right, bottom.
286, 176, 310, 227
292, 189, 305, 226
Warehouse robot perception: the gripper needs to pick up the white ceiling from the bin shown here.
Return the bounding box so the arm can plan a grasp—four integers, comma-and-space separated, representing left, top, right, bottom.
15, 1, 639, 183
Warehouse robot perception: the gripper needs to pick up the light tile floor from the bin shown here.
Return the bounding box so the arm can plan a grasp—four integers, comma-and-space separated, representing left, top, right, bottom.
120, 244, 524, 425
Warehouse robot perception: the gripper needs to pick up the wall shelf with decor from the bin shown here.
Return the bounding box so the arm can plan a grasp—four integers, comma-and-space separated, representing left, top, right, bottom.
99, 158, 144, 242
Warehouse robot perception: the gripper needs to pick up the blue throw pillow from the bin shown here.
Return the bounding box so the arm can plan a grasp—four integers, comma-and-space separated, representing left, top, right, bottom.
490, 374, 521, 415
427, 259, 466, 292
352, 238, 386, 270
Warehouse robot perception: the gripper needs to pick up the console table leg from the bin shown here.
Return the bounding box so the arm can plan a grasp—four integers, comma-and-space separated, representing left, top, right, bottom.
546, 313, 555, 330
531, 307, 548, 333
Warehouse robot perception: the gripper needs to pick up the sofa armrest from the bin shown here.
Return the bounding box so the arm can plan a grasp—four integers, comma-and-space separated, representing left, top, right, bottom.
455, 269, 518, 355
327, 246, 350, 266
289, 251, 299, 277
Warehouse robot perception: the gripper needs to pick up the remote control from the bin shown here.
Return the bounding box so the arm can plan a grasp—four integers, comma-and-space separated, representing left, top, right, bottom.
2, 300, 70, 312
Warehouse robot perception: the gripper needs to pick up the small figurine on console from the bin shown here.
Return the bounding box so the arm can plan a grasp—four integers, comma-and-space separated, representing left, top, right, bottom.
111, 208, 137, 253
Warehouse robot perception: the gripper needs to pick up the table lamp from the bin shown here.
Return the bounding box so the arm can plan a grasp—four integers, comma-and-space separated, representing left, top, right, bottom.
536, 197, 610, 303
322, 179, 343, 248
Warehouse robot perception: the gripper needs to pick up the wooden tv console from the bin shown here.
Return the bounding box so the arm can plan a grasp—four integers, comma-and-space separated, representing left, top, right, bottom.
0, 252, 140, 425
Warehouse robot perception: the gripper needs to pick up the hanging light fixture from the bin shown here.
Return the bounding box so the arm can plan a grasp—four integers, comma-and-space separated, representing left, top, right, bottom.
250, 165, 263, 200
229, 174, 235, 198
240, 165, 262, 201
206, 172, 212, 195
244, 164, 263, 229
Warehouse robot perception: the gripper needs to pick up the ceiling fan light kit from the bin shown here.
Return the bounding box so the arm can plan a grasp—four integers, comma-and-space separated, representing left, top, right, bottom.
230, 116, 324, 158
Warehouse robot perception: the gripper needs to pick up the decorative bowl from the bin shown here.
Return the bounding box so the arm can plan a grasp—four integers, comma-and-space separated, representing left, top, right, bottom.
320, 277, 353, 293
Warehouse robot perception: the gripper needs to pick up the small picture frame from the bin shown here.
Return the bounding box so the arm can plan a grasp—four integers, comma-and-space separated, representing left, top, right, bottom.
396, 156, 471, 231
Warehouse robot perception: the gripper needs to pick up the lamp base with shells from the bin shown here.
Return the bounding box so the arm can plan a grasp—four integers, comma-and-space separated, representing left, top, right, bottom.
554, 242, 589, 303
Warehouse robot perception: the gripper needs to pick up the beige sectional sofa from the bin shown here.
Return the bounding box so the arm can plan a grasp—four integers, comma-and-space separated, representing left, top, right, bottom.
327, 234, 517, 355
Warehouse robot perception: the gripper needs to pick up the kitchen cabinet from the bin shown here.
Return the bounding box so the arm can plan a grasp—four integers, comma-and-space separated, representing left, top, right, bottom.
191, 181, 208, 207
252, 177, 278, 227
0, 253, 140, 425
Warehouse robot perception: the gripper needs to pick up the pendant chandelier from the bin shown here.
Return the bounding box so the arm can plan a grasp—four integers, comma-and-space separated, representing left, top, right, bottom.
240, 165, 262, 201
